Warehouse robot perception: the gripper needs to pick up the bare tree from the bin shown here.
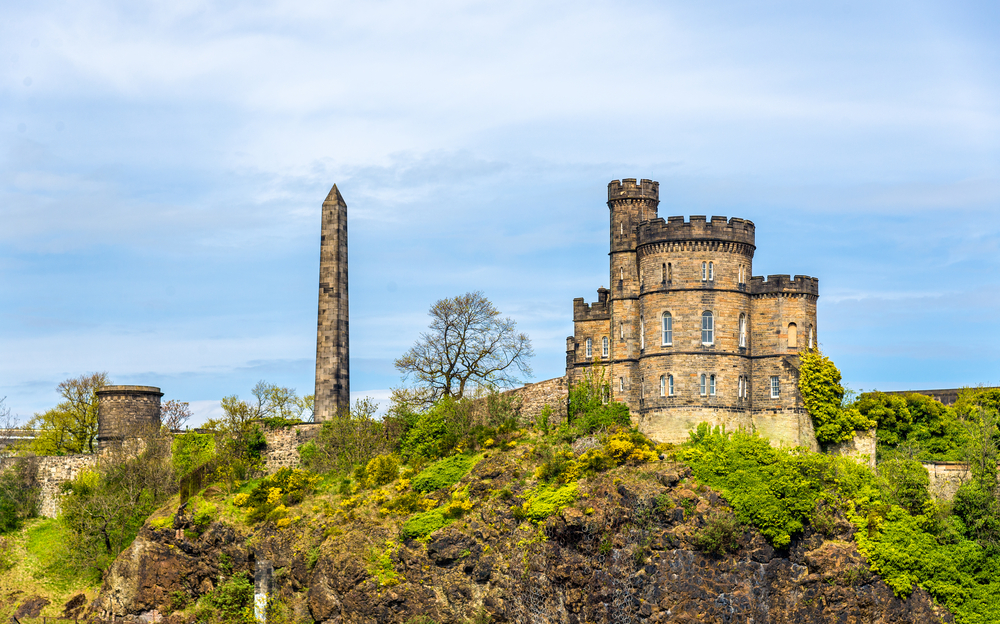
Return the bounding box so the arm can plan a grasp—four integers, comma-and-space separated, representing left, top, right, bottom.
160, 399, 193, 430
394, 291, 534, 401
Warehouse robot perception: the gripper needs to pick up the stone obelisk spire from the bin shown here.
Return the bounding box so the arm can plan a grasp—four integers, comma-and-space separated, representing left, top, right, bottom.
314, 184, 350, 421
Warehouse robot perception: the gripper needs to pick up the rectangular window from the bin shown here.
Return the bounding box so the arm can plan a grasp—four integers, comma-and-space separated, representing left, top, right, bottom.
668, 375, 674, 396
585, 338, 592, 358
619, 377, 625, 392
702, 262, 707, 281
708, 261, 714, 280
659, 375, 665, 397
662, 313, 672, 345
602, 337, 609, 357
700, 374, 707, 396
770, 376, 780, 398
710, 375, 716, 396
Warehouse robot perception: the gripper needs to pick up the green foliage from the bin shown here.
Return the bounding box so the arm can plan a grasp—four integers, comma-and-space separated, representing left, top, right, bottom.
877, 455, 931, 515
365, 454, 401, 488
22, 372, 110, 455
854, 505, 1000, 624
60, 436, 176, 575
519, 482, 579, 521
171, 431, 216, 476
0, 456, 40, 533
195, 572, 255, 623
366, 541, 402, 586
798, 349, 874, 445
301, 397, 404, 474
235, 467, 320, 524
411, 454, 479, 492
401, 396, 470, 460
691, 511, 742, 556
854, 391, 966, 460
190, 496, 217, 532
682, 424, 879, 547
401, 508, 448, 540
567, 363, 631, 434
953, 481, 1000, 556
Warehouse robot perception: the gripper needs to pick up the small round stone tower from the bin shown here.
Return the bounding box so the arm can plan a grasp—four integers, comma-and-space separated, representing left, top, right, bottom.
96, 385, 163, 450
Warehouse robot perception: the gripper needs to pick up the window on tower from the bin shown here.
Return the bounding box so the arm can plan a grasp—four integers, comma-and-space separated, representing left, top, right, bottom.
739, 313, 747, 348
701, 311, 714, 345
668, 374, 674, 396
700, 374, 707, 396
602, 336, 609, 357
639, 316, 644, 350
787, 323, 798, 349
708, 261, 714, 281
585, 338, 592, 358
702, 262, 707, 281
710, 374, 716, 396
771, 376, 780, 398
659, 375, 665, 397
662, 312, 672, 345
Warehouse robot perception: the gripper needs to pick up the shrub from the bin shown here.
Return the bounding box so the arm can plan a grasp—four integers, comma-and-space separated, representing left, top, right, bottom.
411, 454, 479, 492
798, 348, 874, 445
520, 482, 579, 521
196, 572, 254, 623
366, 454, 401, 488
878, 456, 931, 515
242, 468, 320, 523
171, 432, 216, 477
401, 509, 447, 540
366, 541, 402, 586
567, 364, 631, 434
691, 511, 742, 556
401, 397, 474, 460
190, 496, 217, 532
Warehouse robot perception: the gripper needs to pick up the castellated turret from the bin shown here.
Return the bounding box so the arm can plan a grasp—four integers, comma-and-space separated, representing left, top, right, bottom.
567, 180, 820, 449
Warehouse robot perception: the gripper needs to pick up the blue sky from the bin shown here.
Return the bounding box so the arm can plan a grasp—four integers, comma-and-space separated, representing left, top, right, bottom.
2, 0, 998, 424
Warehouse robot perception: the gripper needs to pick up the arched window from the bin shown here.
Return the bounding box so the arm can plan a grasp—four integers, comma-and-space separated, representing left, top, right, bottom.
619, 377, 625, 392
700, 374, 707, 396
668, 374, 674, 396
787, 323, 798, 349
661, 312, 672, 345
701, 311, 714, 345
661, 263, 666, 283
710, 374, 716, 396
808, 326, 814, 349
620, 221, 623, 235
659, 375, 665, 397
739, 313, 747, 348
708, 261, 714, 281
668, 263, 672, 281
701, 262, 707, 281
585, 338, 592, 358
620, 322, 624, 339
620, 267, 624, 281
602, 336, 609, 357
639, 316, 645, 350
738, 376, 744, 399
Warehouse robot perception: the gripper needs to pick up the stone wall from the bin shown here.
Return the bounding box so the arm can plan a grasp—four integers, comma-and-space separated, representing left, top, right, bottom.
262, 423, 322, 474
505, 377, 569, 426
828, 429, 877, 468
921, 462, 972, 500
0, 454, 98, 518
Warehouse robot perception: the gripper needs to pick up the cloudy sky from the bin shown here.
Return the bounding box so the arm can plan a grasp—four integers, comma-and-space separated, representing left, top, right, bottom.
2, 0, 998, 424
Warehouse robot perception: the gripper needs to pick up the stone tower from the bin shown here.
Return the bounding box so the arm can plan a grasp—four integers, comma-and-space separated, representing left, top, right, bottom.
314, 184, 350, 421
96, 385, 163, 450
567, 179, 819, 449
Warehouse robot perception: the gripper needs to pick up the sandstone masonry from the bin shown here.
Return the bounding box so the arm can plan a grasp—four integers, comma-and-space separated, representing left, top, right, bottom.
567, 179, 820, 447
314, 184, 351, 421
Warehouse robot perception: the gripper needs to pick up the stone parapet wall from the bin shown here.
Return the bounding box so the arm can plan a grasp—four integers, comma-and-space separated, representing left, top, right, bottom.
0, 454, 98, 518
505, 377, 569, 426
828, 429, 876, 468
922, 462, 972, 500
262, 423, 322, 474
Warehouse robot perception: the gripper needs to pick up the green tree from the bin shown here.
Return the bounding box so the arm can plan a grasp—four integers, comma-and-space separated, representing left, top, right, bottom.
0, 456, 40, 533
394, 291, 534, 402
567, 361, 630, 433
798, 349, 873, 445
854, 391, 966, 460
23, 372, 110, 455
300, 398, 403, 473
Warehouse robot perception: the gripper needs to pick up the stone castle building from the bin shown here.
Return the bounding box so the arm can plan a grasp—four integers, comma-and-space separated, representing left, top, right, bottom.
314, 184, 351, 421
566, 179, 819, 447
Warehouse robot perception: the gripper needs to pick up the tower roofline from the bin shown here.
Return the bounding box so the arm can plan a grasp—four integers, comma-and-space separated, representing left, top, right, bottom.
637, 215, 755, 247
608, 178, 659, 203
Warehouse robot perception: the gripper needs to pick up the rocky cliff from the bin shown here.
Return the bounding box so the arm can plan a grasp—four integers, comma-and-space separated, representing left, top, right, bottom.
89, 446, 952, 624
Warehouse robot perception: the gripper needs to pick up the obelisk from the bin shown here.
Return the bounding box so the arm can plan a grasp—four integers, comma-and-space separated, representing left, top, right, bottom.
314, 184, 350, 421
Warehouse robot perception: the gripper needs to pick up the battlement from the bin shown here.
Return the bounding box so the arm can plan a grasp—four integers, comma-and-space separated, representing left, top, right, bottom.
636, 215, 755, 247
573, 287, 611, 321
608, 179, 659, 202
749, 274, 819, 296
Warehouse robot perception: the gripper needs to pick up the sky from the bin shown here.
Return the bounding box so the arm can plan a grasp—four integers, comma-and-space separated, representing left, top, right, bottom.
2, 0, 998, 425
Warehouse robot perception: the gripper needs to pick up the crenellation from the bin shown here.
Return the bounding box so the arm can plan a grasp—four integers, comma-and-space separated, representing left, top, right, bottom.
608, 178, 659, 201
571, 178, 819, 446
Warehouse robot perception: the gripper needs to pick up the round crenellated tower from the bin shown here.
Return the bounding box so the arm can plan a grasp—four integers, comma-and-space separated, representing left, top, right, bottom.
96, 385, 163, 450
633, 216, 758, 440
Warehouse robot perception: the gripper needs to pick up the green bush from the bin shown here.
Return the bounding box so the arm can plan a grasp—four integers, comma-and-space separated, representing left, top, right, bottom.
798, 348, 874, 445
520, 482, 578, 521
190, 496, 217, 532
411, 454, 479, 492
401, 397, 473, 460
237, 467, 320, 523
401, 509, 447, 540
196, 572, 254, 623
853, 392, 966, 460
878, 456, 931, 514
172, 432, 216, 476
366, 454, 400, 488
691, 511, 742, 556
567, 364, 632, 434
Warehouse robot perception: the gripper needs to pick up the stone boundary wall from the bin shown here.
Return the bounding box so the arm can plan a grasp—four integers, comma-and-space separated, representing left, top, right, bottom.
505, 376, 569, 426
0, 454, 98, 518
828, 429, 877, 469
921, 462, 972, 500
262, 423, 322, 474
